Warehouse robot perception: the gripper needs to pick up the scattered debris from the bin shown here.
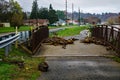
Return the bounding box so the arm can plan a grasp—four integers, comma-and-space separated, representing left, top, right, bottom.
38, 62, 49, 72
43, 37, 75, 49
79, 30, 91, 40
106, 46, 113, 51
81, 37, 114, 51
8, 60, 24, 68
80, 37, 95, 43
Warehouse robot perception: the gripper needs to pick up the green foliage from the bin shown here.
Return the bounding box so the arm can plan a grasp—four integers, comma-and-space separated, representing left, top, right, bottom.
38, 7, 49, 19
23, 12, 28, 20
10, 0, 23, 27
56, 10, 65, 20
0, 0, 23, 27
0, 26, 31, 33
30, 0, 39, 19
0, 62, 18, 80
10, 12, 23, 27
55, 26, 89, 37
0, 0, 10, 22
48, 4, 58, 24
30, 3, 58, 24
110, 56, 120, 63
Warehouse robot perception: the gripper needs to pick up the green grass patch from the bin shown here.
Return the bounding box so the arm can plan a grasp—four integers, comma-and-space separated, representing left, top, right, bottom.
0, 46, 45, 80
48, 25, 66, 29
0, 62, 18, 80
55, 26, 89, 37
0, 26, 31, 33
110, 56, 120, 63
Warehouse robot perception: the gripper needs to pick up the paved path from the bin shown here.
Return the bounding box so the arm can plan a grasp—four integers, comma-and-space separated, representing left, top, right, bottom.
37, 38, 120, 80
49, 27, 65, 33
38, 56, 120, 80
49, 26, 77, 33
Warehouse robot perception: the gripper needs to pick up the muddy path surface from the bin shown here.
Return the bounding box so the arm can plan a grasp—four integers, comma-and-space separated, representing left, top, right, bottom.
35, 41, 112, 57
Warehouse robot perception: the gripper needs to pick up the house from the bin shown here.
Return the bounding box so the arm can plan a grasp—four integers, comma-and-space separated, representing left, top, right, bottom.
56, 19, 66, 26
67, 20, 79, 25
24, 19, 49, 26
84, 16, 101, 24
0, 23, 10, 27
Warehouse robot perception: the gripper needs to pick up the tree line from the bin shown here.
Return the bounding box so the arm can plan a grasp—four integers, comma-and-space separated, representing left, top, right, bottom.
1, 0, 119, 27
0, 0, 65, 27
30, 0, 62, 24
0, 0, 24, 28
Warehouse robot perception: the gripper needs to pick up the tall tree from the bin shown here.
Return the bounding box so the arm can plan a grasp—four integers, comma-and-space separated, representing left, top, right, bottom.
23, 12, 28, 20
38, 7, 49, 19
48, 4, 58, 24
0, 0, 10, 22
49, 4, 53, 10
30, 0, 39, 19
56, 10, 65, 20
0, 0, 23, 27
9, 0, 23, 28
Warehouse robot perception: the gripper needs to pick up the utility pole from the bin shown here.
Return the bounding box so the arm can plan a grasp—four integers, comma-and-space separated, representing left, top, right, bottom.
72, 3, 74, 25
65, 0, 68, 26
35, 0, 38, 27
78, 8, 81, 26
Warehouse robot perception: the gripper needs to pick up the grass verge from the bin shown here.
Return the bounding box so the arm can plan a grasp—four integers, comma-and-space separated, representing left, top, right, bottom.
53, 26, 89, 37
109, 56, 120, 63
48, 25, 67, 29
0, 45, 45, 80
0, 26, 31, 33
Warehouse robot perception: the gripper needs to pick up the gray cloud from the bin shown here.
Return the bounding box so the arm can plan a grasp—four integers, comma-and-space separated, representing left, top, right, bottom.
15, 0, 120, 13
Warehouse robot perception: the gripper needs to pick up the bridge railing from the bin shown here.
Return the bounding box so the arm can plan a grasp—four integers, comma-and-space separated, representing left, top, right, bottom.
92, 25, 120, 54
30, 26, 49, 54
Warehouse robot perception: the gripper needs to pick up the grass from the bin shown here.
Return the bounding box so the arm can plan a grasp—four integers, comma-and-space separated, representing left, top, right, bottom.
109, 56, 120, 63
0, 25, 61, 33
0, 45, 45, 80
54, 26, 89, 37
48, 25, 67, 29
0, 26, 31, 33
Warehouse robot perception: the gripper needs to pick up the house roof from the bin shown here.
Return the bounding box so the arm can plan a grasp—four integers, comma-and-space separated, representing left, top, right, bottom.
24, 19, 49, 24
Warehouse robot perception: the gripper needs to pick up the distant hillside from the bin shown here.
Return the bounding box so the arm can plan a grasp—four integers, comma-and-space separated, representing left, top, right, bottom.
67, 12, 119, 22
27, 10, 119, 22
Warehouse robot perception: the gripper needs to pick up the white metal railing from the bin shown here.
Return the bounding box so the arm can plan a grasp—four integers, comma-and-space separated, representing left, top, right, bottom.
0, 33, 20, 56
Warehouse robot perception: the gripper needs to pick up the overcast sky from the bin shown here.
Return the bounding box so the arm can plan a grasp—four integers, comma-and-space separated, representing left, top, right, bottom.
14, 0, 120, 14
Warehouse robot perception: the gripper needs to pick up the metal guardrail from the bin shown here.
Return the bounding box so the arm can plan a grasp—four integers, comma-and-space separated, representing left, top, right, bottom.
18, 31, 31, 43
0, 33, 20, 56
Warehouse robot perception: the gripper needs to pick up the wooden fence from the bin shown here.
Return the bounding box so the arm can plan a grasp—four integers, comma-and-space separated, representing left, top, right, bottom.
92, 25, 120, 55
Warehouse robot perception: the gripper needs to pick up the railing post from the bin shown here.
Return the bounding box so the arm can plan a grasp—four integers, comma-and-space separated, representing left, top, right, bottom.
8, 35, 12, 52
5, 46, 9, 56
108, 26, 114, 44
101, 25, 104, 39
15, 26, 18, 48
105, 25, 108, 42
116, 29, 120, 54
